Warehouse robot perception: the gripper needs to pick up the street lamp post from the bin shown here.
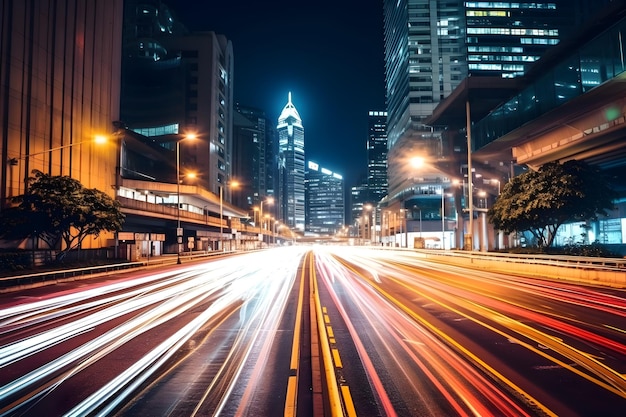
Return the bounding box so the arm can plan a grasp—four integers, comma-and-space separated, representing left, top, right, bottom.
175, 133, 196, 264
218, 180, 240, 252
259, 197, 274, 245
466, 100, 474, 251
219, 185, 224, 252
176, 140, 181, 263
441, 186, 445, 249
382, 211, 387, 246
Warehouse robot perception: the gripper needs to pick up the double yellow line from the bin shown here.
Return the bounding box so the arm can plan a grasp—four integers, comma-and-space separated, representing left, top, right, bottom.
312, 253, 356, 417
284, 252, 308, 417
284, 251, 357, 417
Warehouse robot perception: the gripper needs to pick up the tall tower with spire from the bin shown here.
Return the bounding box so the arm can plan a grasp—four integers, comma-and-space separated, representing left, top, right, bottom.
277, 92, 305, 231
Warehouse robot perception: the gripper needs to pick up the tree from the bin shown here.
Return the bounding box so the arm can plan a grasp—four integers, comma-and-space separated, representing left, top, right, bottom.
487, 160, 616, 249
0, 170, 125, 260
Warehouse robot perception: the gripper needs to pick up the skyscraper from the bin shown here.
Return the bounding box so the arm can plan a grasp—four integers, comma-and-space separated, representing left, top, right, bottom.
305, 161, 345, 235
367, 111, 388, 204
277, 93, 305, 232
122, 0, 235, 199
383, 1, 583, 196
233, 104, 276, 213
383, 0, 466, 200
382, 0, 583, 249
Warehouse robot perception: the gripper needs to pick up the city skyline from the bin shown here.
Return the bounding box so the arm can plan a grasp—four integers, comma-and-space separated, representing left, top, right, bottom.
168, 0, 386, 186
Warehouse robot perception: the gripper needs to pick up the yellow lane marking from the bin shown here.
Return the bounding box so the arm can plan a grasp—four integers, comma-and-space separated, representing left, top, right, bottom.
327, 325, 334, 338
311, 254, 344, 417
284, 251, 308, 417
332, 348, 343, 368
284, 376, 298, 417
341, 385, 357, 417
394, 264, 626, 397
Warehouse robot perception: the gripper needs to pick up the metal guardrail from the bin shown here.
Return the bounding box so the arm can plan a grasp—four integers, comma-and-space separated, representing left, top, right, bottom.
0, 250, 244, 291
0, 262, 144, 289
422, 250, 626, 272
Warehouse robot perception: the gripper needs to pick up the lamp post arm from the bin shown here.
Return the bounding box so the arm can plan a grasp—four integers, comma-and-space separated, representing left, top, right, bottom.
10, 142, 82, 162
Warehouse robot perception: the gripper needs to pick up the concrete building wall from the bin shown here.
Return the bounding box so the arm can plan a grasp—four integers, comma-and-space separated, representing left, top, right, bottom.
1, 0, 124, 248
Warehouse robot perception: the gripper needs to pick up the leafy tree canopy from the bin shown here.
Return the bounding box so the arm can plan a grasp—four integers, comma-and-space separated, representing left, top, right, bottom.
0, 170, 125, 259
487, 160, 616, 248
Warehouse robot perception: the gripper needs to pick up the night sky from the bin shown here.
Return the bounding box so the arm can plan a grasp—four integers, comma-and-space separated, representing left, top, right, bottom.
168, 0, 387, 187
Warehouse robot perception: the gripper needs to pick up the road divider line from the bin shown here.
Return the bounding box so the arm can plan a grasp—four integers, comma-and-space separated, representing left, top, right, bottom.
327, 326, 334, 339
284, 251, 308, 417
331, 348, 343, 368
340, 386, 357, 417
311, 255, 344, 417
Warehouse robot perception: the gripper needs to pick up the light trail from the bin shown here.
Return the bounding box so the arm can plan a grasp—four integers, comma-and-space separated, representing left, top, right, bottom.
0, 247, 307, 416
314, 248, 542, 416
315, 246, 626, 416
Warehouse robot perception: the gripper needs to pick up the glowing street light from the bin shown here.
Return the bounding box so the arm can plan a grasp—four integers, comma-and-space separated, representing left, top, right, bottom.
410, 156, 425, 168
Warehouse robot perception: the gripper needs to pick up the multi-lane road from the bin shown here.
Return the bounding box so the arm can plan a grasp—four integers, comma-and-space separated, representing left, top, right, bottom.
1, 247, 625, 416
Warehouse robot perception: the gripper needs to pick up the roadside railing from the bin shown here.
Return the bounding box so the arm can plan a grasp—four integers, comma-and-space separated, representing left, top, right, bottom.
0, 249, 245, 292
0, 262, 143, 290
418, 249, 626, 272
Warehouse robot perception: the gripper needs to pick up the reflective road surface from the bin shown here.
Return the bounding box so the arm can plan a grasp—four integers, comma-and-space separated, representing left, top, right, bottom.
1, 246, 625, 416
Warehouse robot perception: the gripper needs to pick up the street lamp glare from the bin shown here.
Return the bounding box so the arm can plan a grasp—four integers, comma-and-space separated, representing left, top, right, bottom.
411, 156, 425, 168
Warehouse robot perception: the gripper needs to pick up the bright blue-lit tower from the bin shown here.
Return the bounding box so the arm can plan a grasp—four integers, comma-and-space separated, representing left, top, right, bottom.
277, 92, 305, 231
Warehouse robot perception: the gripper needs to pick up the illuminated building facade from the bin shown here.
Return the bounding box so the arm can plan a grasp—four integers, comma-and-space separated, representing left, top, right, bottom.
1, 0, 124, 250
384, 1, 609, 197
305, 162, 345, 235
277, 93, 305, 231
367, 111, 388, 204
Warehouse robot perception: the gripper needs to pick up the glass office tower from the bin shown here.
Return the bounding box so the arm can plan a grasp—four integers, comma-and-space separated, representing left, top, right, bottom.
383, 0, 585, 195
367, 111, 389, 204
305, 162, 345, 235
277, 93, 306, 232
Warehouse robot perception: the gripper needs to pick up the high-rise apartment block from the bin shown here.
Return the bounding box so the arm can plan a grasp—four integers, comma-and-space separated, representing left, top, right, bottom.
277, 93, 306, 232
